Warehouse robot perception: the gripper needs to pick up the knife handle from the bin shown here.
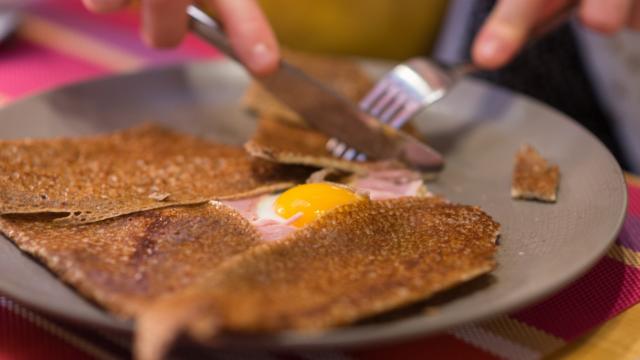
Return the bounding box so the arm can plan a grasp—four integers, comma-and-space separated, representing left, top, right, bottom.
187, 5, 240, 63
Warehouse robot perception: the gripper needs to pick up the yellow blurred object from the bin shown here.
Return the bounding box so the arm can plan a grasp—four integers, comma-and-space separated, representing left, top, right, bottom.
134, 1, 447, 59
258, 0, 449, 59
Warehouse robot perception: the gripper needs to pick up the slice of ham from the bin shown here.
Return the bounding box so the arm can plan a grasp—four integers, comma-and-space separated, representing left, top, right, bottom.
219, 199, 298, 242
350, 169, 426, 200
251, 218, 298, 242
219, 197, 261, 220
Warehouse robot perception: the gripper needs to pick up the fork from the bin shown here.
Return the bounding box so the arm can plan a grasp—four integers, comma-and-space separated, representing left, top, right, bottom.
326, 58, 466, 161
328, 2, 577, 162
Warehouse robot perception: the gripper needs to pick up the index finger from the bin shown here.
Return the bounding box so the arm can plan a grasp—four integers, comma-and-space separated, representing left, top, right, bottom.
207, 0, 280, 76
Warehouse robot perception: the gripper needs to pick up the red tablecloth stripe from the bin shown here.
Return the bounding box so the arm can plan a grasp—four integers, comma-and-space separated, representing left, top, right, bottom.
0, 39, 108, 98
512, 257, 640, 340
0, 303, 95, 360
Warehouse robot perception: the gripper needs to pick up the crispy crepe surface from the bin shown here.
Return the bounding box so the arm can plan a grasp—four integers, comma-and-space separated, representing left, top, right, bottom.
511, 144, 560, 202
0, 202, 262, 316
137, 197, 500, 360
0, 123, 309, 224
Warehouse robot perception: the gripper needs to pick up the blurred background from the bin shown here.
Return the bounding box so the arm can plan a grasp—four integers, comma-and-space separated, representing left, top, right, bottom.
258, 0, 449, 59
0, 0, 639, 172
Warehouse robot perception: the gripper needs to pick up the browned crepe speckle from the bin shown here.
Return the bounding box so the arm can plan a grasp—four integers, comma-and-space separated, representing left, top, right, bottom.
0, 123, 310, 224
242, 50, 373, 125
136, 197, 499, 360
511, 144, 560, 202
0, 202, 262, 316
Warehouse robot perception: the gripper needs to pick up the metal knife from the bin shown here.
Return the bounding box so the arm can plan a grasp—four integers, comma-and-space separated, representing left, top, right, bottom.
187, 5, 444, 171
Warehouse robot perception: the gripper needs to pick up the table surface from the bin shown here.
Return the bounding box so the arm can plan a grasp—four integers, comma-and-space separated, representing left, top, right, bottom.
549, 178, 640, 360
1, 2, 640, 359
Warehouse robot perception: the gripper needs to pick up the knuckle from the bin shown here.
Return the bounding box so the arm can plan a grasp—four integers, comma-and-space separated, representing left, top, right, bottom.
580, 10, 624, 34
83, 0, 127, 13
144, 31, 183, 48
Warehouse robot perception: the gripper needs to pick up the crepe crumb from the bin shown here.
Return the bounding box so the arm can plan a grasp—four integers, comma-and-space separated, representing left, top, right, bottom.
511, 144, 560, 203
148, 192, 170, 201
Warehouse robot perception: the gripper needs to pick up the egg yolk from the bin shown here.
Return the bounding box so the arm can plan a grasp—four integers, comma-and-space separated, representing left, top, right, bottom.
274, 183, 364, 228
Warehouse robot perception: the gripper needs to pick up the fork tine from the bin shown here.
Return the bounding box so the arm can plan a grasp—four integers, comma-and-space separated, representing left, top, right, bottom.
328, 138, 356, 160
326, 137, 339, 152
355, 153, 367, 162
389, 101, 422, 128
369, 86, 400, 117
379, 93, 408, 124
330, 76, 393, 161
332, 142, 348, 158
342, 148, 358, 161
359, 77, 391, 111
332, 60, 443, 163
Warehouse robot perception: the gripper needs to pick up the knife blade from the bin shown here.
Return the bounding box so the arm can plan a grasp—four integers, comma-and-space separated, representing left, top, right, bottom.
188, 5, 443, 171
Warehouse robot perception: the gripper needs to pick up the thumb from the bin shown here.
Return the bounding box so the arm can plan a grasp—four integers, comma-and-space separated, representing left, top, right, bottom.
472, 0, 547, 69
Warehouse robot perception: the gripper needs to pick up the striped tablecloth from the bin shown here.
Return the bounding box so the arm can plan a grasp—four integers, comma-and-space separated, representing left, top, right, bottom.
1, 1, 640, 359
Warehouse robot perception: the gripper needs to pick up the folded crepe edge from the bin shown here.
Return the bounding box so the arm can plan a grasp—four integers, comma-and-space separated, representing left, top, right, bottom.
134, 258, 496, 360
0, 182, 300, 225
133, 199, 500, 360
135, 291, 220, 360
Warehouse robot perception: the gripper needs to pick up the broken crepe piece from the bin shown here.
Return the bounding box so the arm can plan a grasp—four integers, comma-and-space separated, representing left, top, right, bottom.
0, 202, 262, 317
245, 115, 374, 173
511, 144, 560, 202
0, 123, 310, 224
242, 50, 373, 125
136, 197, 499, 360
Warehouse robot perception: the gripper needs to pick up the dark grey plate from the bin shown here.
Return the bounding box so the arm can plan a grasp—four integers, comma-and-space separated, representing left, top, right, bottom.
0, 60, 627, 348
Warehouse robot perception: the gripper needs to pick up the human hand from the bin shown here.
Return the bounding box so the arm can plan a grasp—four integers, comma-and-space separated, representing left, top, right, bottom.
82, 0, 279, 76
472, 0, 640, 69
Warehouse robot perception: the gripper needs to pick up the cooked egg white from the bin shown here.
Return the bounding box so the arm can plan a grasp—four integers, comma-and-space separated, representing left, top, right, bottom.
254, 193, 287, 223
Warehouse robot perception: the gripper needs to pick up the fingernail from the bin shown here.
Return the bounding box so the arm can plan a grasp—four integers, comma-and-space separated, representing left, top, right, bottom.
248, 42, 277, 75
473, 28, 514, 69
477, 32, 505, 60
